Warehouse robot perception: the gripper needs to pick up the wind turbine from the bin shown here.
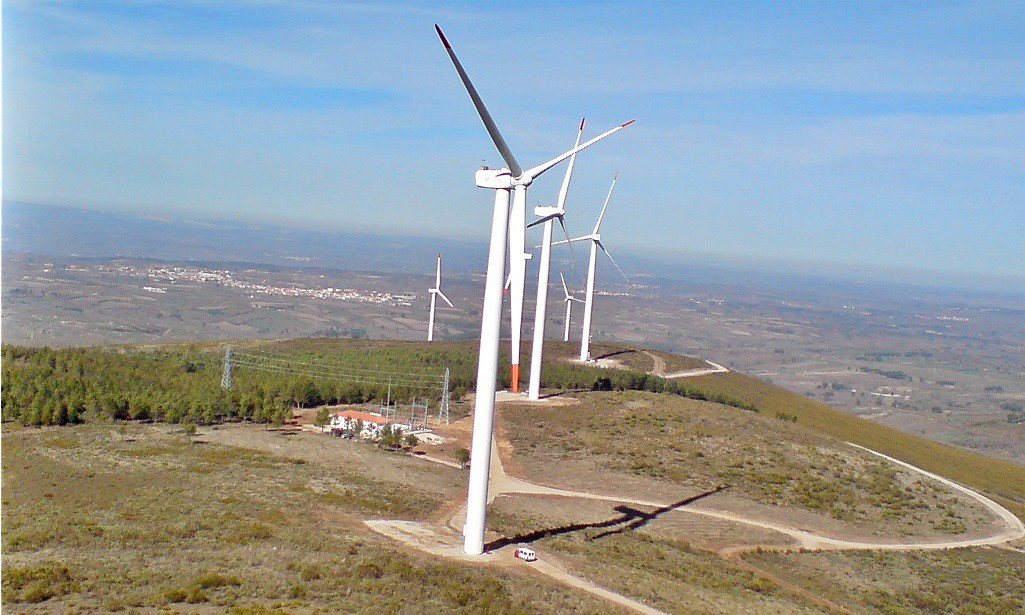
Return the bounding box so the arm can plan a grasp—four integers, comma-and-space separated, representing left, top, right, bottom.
427, 253, 453, 342
525, 119, 584, 401
435, 24, 634, 556
559, 273, 585, 342
554, 172, 628, 362
439, 30, 632, 396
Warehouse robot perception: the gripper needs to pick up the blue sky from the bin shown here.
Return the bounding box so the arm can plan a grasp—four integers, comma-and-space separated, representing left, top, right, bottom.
4, 1, 1024, 281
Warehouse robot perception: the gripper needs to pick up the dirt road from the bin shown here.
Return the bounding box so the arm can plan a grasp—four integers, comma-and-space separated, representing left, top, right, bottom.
641, 351, 729, 379
429, 432, 1023, 614
212, 420, 1023, 613
479, 435, 1024, 552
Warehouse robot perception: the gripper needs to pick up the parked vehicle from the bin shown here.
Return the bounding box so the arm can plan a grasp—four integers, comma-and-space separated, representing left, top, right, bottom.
513, 546, 537, 562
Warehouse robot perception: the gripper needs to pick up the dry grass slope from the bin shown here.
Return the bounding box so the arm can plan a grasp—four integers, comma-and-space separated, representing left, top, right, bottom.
743, 548, 1025, 614
688, 371, 1025, 520
0, 424, 624, 614
501, 391, 992, 538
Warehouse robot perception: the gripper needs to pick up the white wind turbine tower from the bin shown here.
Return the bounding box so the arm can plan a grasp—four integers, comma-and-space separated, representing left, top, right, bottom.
526, 118, 585, 401
560, 273, 584, 342
554, 172, 628, 362
427, 253, 453, 342
435, 24, 634, 555
440, 32, 632, 395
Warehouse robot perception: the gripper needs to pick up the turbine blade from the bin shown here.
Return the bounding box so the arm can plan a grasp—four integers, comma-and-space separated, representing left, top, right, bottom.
523, 120, 635, 180
551, 234, 591, 246
555, 118, 585, 211
437, 291, 454, 308
557, 215, 575, 257
526, 215, 553, 229
560, 272, 570, 298
594, 171, 619, 234
435, 253, 442, 287
597, 240, 629, 283
435, 25, 522, 177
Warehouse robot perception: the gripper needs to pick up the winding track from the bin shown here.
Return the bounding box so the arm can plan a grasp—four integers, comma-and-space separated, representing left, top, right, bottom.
642, 351, 729, 379
483, 436, 1025, 552
415, 434, 1021, 614
372, 407, 1024, 614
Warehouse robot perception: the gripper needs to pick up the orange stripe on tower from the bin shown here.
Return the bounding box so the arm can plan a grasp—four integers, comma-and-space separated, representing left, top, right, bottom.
510, 364, 520, 393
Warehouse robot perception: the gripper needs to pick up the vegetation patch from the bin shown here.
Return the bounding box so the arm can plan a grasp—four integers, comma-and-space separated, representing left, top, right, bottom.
744, 548, 1025, 614
1, 340, 749, 429
1, 562, 78, 604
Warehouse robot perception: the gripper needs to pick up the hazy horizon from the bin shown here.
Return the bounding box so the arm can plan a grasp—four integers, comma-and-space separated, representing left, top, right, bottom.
5, 199, 1024, 299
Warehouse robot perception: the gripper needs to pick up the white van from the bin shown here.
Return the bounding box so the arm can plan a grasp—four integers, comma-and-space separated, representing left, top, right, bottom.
513, 546, 537, 562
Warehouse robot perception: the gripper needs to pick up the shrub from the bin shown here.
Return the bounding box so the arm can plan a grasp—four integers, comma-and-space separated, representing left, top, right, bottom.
1, 562, 77, 604
192, 572, 241, 589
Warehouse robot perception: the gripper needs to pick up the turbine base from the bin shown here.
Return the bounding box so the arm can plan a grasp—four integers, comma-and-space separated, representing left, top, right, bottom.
510, 364, 520, 393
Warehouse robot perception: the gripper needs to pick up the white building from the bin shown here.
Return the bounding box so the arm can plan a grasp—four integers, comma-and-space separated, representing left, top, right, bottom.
329, 409, 406, 439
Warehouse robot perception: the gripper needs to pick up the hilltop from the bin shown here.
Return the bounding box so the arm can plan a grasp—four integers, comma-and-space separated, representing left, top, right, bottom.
3, 338, 1023, 613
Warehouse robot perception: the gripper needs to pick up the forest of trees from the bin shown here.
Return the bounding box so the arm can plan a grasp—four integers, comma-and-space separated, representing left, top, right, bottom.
1, 339, 757, 427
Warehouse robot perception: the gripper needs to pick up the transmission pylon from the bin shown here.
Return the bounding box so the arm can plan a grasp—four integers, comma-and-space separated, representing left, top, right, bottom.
221, 346, 233, 390
439, 368, 451, 424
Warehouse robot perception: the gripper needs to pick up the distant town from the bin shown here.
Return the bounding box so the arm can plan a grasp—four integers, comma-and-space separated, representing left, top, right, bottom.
64, 263, 417, 306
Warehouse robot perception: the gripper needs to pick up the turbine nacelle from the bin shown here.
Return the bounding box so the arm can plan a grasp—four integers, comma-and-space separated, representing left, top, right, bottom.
531, 205, 565, 224
429, 288, 454, 308
475, 168, 514, 190
561, 274, 584, 303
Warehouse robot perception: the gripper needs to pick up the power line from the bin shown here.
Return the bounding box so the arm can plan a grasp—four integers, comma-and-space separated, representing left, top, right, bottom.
229, 351, 449, 402
232, 351, 445, 385
231, 357, 443, 387
225, 348, 454, 427
232, 359, 439, 391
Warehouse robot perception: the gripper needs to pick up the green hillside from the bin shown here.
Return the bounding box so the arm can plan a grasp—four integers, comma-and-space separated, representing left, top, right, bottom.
3, 337, 1021, 518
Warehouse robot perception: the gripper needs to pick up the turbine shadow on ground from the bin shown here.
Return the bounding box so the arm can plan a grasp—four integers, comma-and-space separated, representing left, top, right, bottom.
485, 487, 728, 551
592, 349, 638, 361
539, 388, 592, 400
